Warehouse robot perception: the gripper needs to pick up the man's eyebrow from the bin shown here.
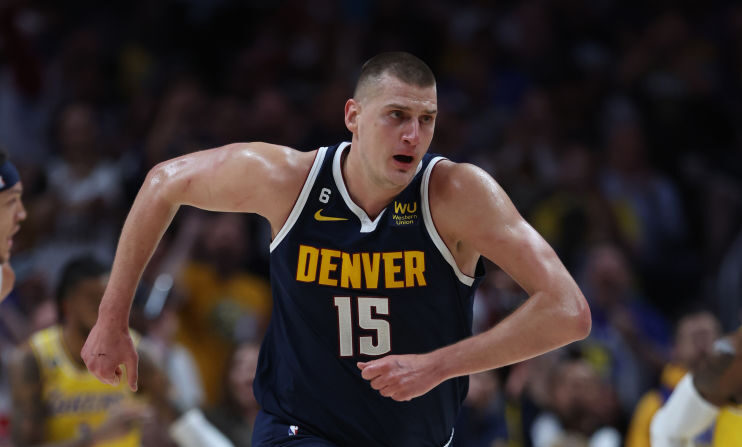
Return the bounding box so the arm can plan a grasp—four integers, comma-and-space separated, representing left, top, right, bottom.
385, 104, 438, 114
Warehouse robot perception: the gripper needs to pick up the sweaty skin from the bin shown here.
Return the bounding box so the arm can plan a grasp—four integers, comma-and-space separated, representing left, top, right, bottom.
82, 73, 590, 402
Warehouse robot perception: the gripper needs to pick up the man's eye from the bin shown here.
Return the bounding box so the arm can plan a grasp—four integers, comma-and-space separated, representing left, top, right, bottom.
390, 111, 402, 119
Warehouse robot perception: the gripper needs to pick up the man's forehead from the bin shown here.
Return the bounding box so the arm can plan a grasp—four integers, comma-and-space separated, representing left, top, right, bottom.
365, 75, 437, 108
0, 182, 23, 196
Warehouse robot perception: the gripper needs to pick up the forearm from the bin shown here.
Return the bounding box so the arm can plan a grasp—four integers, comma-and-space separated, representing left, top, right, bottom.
99, 171, 180, 326
433, 290, 590, 380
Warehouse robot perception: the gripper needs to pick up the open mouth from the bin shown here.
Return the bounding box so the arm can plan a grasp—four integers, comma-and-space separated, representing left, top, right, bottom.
393, 155, 414, 164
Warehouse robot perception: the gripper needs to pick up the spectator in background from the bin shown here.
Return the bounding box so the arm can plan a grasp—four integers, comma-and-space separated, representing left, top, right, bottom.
9, 256, 157, 446
46, 101, 123, 244
651, 327, 742, 446
206, 342, 261, 447
599, 119, 693, 313
529, 142, 623, 272
8, 255, 232, 447
136, 210, 207, 412
453, 370, 509, 447
579, 242, 671, 413
626, 309, 720, 447
142, 297, 205, 413
531, 355, 621, 447
176, 213, 271, 406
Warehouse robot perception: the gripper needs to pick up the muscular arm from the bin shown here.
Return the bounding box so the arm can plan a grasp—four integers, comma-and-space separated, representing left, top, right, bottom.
100, 143, 310, 325
429, 162, 590, 378
359, 162, 590, 400
83, 143, 313, 388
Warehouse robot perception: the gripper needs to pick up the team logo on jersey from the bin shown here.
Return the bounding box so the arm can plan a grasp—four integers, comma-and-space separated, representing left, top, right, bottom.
314, 209, 348, 222
288, 425, 300, 436
391, 201, 418, 226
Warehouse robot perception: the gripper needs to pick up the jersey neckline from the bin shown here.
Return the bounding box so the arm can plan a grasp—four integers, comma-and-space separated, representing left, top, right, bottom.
332, 142, 423, 234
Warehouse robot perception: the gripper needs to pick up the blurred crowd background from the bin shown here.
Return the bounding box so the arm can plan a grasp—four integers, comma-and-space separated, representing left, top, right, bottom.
1, 0, 741, 446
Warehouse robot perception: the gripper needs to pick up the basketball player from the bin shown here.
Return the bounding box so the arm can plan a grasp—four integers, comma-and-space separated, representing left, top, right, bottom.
0, 148, 26, 301
10, 255, 233, 447
651, 327, 742, 446
82, 52, 591, 446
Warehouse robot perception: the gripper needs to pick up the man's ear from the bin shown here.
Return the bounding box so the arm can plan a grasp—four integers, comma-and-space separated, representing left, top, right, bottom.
345, 98, 360, 133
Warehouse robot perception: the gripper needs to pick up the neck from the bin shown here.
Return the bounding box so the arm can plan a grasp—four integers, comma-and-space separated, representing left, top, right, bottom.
342, 142, 404, 219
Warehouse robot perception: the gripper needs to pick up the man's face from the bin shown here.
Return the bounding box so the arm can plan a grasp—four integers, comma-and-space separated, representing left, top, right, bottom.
0, 183, 26, 263
345, 74, 437, 189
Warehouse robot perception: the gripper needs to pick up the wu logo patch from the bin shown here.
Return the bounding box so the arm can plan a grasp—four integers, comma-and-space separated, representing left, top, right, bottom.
391, 201, 418, 226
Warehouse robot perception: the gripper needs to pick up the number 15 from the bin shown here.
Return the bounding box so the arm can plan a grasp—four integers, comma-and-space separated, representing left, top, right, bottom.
333, 296, 391, 357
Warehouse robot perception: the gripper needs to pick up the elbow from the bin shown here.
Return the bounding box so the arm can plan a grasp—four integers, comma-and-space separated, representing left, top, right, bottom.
575, 298, 592, 340
144, 161, 181, 204
564, 292, 591, 341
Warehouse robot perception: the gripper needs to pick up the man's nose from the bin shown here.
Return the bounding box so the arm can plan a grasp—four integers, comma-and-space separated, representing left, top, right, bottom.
402, 120, 420, 146
17, 200, 27, 221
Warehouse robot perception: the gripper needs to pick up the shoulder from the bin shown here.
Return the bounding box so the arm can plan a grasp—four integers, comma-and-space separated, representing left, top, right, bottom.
148, 142, 316, 183
227, 142, 316, 173
428, 160, 510, 215
428, 160, 517, 238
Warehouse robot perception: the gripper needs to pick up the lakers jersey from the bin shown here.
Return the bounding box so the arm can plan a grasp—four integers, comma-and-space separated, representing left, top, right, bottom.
255, 142, 484, 446
29, 325, 140, 447
713, 405, 742, 446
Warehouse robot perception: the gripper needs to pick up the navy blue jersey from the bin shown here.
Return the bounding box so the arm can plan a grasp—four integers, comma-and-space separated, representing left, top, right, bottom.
255, 142, 485, 446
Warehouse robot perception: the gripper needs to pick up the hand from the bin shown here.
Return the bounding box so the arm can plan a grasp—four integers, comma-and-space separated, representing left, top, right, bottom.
357, 354, 442, 402
81, 318, 139, 391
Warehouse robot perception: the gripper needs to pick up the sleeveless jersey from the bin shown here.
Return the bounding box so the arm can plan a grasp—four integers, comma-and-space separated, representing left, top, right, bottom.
29, 325, 140, 447
255, 142, 485, 446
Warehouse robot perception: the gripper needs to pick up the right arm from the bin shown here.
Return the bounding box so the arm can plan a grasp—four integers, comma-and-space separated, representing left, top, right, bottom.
82, 142, 313, 390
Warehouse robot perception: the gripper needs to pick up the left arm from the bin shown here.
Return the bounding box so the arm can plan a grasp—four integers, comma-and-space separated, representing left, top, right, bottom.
359, 162, 591, 401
